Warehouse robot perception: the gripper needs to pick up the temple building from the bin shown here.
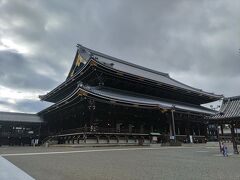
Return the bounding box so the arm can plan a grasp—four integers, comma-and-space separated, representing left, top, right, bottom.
208, 96, 240, 154
0, 111, 42, 146
38, 44, 223, 144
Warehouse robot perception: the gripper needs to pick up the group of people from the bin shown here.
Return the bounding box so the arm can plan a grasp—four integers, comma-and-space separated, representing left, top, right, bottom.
220, 142, 228, 157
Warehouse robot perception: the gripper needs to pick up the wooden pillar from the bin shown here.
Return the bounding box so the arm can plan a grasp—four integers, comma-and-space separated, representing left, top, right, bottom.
185, 121, 190, 136
198, 124, 201, 136
171, 110, 176, 142
150, 125, 153, 132
129, 124, 133, 133
140, 124, 144, 133
90, 110, 94, 130
169, 122, 172, 136
116, 123, 121, 133
177, 127, 180, 135
216, 124, 222, 153
220, 125, 224, 136
230, 123, 239, 154
38, 122, 41, 144
184, 120, 191, 143
88, 99, 95, 129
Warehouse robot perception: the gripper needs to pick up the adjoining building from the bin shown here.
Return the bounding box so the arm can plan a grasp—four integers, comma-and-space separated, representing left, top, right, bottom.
208, 96, 240, 154
38, 44, 223, 145
0, 111, 43, 146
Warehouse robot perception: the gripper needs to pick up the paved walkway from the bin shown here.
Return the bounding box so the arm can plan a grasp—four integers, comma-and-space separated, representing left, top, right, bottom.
0, 145, 239, 180
0, 156, 34, 180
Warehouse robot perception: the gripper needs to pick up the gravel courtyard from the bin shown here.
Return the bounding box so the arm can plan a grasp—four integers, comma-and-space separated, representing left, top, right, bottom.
0, 145, 239, 180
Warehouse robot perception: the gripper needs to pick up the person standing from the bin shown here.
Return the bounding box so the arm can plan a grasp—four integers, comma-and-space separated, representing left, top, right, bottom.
222, 143, 228, 157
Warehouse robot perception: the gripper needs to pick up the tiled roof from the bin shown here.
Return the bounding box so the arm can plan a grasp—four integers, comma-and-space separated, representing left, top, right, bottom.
211, 96, 240, 120
39, 84, 216, 115
78, 44, 222, 99
39, 44, 223, 103
0, 111, 43, 123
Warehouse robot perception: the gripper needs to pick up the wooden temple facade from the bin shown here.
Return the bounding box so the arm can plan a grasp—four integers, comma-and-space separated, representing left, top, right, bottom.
38, 44, 223, 145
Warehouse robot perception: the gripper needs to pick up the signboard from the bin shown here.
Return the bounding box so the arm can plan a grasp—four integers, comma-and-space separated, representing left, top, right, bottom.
152, 136, 158, 141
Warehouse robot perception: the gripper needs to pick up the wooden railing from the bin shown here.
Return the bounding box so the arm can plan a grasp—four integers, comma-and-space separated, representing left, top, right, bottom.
54, 127, 150, 136
42, 127, 208, 144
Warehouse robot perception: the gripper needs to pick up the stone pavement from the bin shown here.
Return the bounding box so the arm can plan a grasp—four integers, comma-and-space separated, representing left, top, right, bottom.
0, 145, 239, 180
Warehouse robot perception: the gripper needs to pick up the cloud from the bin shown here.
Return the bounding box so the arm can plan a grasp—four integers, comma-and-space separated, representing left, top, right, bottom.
0, 0, 239, 112
0, 50, 57, 90
0, 98, 51, 113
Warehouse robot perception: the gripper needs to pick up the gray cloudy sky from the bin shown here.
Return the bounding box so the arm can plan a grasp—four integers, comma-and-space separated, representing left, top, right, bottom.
0, 0, 239, 113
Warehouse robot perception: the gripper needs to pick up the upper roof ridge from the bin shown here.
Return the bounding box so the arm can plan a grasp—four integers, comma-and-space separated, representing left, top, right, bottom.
77, 44, 170, 77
